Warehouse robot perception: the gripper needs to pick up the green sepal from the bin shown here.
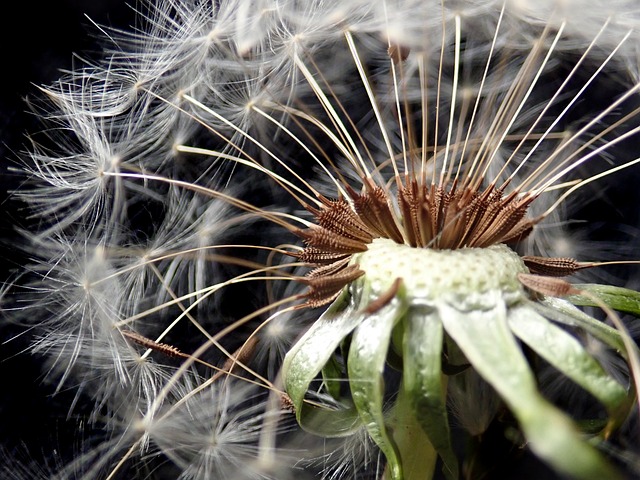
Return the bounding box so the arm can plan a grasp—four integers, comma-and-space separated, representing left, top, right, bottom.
535, 297, 625, 352
387, 320, 406, 371
282, 293, 365, 437
508, 304, 631, 432
403, 305, 459, 480
347, 294, 407, 480
567, 284, 640, 317
321, 353, 345, 401
389, 379, 439, 480
439, 294, 621, 480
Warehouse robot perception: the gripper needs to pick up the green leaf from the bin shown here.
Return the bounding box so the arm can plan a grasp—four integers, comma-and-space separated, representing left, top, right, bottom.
348, 295, 406, 480
508, 304, 631, 431
403, 305, 458, 480
439, 294, 621, 480
567, 284, 640, 317
282, 296, 365, 437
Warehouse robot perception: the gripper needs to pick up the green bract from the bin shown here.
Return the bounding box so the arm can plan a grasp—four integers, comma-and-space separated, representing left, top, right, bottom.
283, 241, 635, 480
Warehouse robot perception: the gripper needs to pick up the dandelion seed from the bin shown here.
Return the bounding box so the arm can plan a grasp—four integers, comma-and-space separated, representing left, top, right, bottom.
9, 1, 640, 479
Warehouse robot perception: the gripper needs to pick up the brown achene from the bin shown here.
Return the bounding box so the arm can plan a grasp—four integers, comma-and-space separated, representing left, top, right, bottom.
291, 171, 585, 308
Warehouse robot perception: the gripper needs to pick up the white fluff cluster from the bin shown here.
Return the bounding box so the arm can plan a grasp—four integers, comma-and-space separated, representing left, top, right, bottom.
8, 0, 640, 478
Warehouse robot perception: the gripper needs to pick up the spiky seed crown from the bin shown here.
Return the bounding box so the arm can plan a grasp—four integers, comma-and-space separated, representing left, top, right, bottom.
294, 172, 544, 307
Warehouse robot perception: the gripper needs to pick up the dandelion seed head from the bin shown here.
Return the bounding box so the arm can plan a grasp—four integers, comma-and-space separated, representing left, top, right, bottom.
10, 0, 640, 478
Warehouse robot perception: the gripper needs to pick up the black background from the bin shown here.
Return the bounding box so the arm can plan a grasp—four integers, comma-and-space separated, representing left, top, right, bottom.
0, 1, 135, 475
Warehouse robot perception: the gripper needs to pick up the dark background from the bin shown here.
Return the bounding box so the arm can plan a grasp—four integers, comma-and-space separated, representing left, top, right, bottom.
0, 1, 136, 253
0, 1, 135, 475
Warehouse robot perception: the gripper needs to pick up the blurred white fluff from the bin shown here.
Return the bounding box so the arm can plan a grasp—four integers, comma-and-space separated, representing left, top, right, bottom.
146, 381, 297, 479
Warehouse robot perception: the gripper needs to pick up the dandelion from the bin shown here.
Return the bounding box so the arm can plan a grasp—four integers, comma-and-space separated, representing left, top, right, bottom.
8, 1, 640, 479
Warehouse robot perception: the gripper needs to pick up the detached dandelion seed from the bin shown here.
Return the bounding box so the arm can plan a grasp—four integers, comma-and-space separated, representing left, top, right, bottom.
8, 1, 640, 479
